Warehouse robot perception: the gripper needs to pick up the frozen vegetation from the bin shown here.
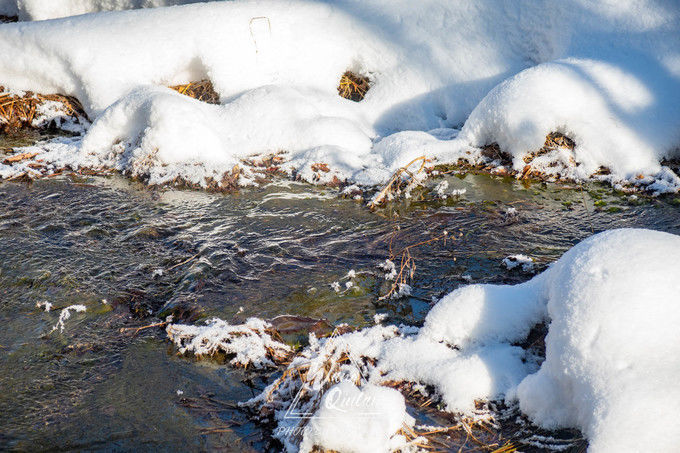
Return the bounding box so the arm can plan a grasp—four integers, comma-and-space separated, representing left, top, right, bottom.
0, 0, 678, 191
166, 317, 291, 368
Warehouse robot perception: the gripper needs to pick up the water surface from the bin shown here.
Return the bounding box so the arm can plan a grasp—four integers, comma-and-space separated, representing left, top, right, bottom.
2, 136, 679, 450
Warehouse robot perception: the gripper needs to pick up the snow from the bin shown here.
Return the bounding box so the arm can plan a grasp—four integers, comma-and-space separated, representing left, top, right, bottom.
244, 228, 680, 452
36, 300, 52, 312
434, 180, 467, 199
516, 228, 680, 452
378, 259, 397, 281
166, 317, 291, 368
50, 304, 87, 333
399, 228, 680, 451
0, 0, 214, 21
502, 254, 535, 272
299, 381, 413, 453
458, 57, 680, 180
1, 1, 679, 189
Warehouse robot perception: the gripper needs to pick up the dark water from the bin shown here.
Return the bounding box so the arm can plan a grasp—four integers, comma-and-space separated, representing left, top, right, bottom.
2, 137, 680, 450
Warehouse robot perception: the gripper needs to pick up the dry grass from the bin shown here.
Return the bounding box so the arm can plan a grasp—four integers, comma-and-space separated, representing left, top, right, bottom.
433, 132, 584, 183
0, 78, 218, 135
0, 86, 87, 133
338, 71, 370, 102
380, 229, 454, 300
369, 155, 431, 208
382, 381, 516, 452
522, 132, 576, 164
169, 79, 220, 104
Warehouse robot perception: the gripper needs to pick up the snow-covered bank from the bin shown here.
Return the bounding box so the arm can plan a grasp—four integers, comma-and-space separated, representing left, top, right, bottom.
236, 228, 680, 452
1, 0, 679, 190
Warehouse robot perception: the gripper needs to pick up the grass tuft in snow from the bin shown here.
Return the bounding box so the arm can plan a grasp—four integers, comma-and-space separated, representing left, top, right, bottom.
0, 86, 88, 133
169, 79, 220, 104
337, 71, 370, 102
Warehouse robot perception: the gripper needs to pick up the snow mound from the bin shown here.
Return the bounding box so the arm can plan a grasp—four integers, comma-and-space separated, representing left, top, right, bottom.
459, 58, 680, 180
410, 228, 680, 450
516, 228, 680, 452
405, 228, 680, 450
33, 85, 372, 187
300, 381, 413, 453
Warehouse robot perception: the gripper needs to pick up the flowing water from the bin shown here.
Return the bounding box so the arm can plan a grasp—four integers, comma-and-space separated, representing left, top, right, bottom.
2, 134, 680, 451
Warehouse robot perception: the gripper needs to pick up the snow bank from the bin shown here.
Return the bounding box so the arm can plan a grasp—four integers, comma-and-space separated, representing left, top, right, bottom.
246, 228, 680, 451
459, 57, 680, 180
516, 228, 680, 451
0, 0, 214, 21
402, 228, 680, 450
1, 0, 679, 189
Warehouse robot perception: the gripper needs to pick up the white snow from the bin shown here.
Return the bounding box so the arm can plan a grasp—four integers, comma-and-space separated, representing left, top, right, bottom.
502, 254, 535, 272
399, 228, 680, 451
1, 1, 678, 189
36, 300, 52, 312
246, 228, 680, 452
299, 381, 413, 453
166, 317, 291, 368
378, 259, 397, 281
515, 228, 680, 452
458, 58, 680, 180
50, 304, 87, 333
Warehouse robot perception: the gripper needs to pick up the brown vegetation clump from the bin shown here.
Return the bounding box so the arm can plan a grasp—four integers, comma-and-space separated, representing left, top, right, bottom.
369, 155, 430, 208
523, 132, 575, 164
338, 71, 370, 102
481, 142, 512, 165
0, 87, 87, 133
169, 79, 220, 104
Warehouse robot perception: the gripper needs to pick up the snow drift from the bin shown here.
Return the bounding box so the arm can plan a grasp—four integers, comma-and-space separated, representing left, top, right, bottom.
0, 0, 679, 189
410, 228, 680, 451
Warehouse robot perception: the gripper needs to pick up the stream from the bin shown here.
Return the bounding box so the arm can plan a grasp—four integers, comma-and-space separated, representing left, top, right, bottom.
2, 134, 680, 451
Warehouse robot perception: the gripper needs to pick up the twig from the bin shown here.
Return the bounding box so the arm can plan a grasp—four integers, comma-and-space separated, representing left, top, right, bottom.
369, 156, 430, 208
168, 253, 200, 271
119, 321, 167, 336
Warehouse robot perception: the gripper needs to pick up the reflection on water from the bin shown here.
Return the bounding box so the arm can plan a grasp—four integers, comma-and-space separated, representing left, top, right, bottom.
1, 151, 679, 449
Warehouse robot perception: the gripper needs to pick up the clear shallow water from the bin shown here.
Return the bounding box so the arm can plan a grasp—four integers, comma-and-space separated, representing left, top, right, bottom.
2, 139, 680, 450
